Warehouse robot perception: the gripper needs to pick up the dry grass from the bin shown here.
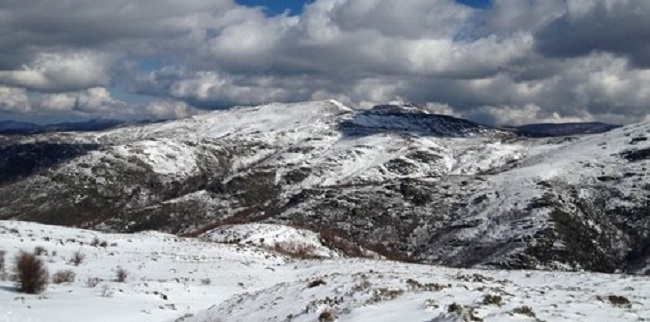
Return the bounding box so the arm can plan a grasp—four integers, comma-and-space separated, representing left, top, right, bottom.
318, 228, 369, 258
271, 242, 321, 259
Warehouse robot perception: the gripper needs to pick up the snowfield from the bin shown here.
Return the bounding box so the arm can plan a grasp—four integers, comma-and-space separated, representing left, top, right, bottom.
1, 221, 648, 322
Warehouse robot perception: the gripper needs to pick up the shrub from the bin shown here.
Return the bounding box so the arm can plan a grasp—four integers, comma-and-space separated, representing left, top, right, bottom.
483, 294, 503, 306
607, 295, 631, 308
115, 267, 128, 283
318, 310, 336, 322
86, 277, 101, 288
201, 278, 211, 285
512, 306, 535, 317
271, 242, 321, 259
319, 229, 367, 258
14, 250, 49, 294
0, 249, 5, 280
52, 269, 76, 284
70, 251, 85, 266
100, 285, 114, 298
308, 279, 326, 288
34, 246, 47, 256
90, 238, 109, 248
597, 295, 632, 308
0, 249, 5, 271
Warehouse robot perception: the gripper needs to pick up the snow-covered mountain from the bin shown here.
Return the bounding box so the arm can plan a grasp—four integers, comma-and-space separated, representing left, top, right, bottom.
1, 220, 648, 322
0, 100, 648, 274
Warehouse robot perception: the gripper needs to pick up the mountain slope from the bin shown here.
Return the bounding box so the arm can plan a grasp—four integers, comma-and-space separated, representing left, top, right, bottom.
0, 100, 648, 274
1, 221, 648, 322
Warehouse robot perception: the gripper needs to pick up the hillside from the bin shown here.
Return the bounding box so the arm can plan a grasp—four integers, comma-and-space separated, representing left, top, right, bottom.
0, 100, 648, 274
1, 221, 648, 322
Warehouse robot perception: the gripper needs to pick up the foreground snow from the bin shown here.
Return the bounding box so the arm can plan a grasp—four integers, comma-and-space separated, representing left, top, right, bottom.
1, 221, 648, 322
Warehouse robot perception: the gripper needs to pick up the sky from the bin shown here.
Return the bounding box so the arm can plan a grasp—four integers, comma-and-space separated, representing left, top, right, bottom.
1, 0, 649, 125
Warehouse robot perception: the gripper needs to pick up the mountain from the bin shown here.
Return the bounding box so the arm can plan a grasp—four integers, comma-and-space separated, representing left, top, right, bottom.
0, 120, 42, 134
2, 220, 648, 322
42, 119, 127, 132
513, 121, 621, 137
0, 118, 155, 135
0, 100, 648, 274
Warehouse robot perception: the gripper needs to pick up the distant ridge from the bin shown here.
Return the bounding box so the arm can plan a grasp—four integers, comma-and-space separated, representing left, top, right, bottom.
0, 118, 162, 135
510, 121, 621, 137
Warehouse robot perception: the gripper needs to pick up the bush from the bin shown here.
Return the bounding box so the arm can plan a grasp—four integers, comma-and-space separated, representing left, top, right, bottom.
0, 249, 5, 271
318, 310, 336, 322
70, 251, 85, 266
52, 269, 76, 284
34, 246, 47, 256
14, 250, 49, 294
483, 294, 503, 306
597, 295, 632, 308
0, 249, 5, 280
512, 306, 535, 317
115, 267, 128, 283
271, 242, 321, 259
86, 277, 101, 288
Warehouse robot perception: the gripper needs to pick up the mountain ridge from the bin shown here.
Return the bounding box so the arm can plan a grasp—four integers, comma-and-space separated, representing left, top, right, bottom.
0, 100, 648, 274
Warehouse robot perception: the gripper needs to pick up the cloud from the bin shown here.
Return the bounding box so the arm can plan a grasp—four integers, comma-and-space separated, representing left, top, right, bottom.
535, 0, 650, 67
0, 0, 648, 125
0, 87, 30, 113
467, 104, 592, 126
0, 52, 113, 92
144, 100, 203, 119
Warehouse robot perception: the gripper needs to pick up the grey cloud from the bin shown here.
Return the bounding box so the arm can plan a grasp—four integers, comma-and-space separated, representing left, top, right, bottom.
535, 0, 650, 67
327, 0, 473, 38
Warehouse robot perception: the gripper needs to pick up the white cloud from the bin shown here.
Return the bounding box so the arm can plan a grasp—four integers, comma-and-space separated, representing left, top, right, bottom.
39, 93, 78, 112
469, 104, 591, 126
423, 103, 459, 117
144, 100, 202, 119
0, 52, 112, 92
0, 87, 30, 113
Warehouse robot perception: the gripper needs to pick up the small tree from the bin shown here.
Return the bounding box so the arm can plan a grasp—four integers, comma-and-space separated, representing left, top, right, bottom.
14, 250, 49, 294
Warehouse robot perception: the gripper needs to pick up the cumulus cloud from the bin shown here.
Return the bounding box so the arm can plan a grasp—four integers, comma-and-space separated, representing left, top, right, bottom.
0, 52, 112, 92
467, 104, 592, 126
144, 100, 203, 119
0, 0, 649, 124
0, 87, 30, 113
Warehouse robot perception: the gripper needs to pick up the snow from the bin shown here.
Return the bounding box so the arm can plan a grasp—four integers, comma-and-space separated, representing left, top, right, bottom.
1, 221, 649, 322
